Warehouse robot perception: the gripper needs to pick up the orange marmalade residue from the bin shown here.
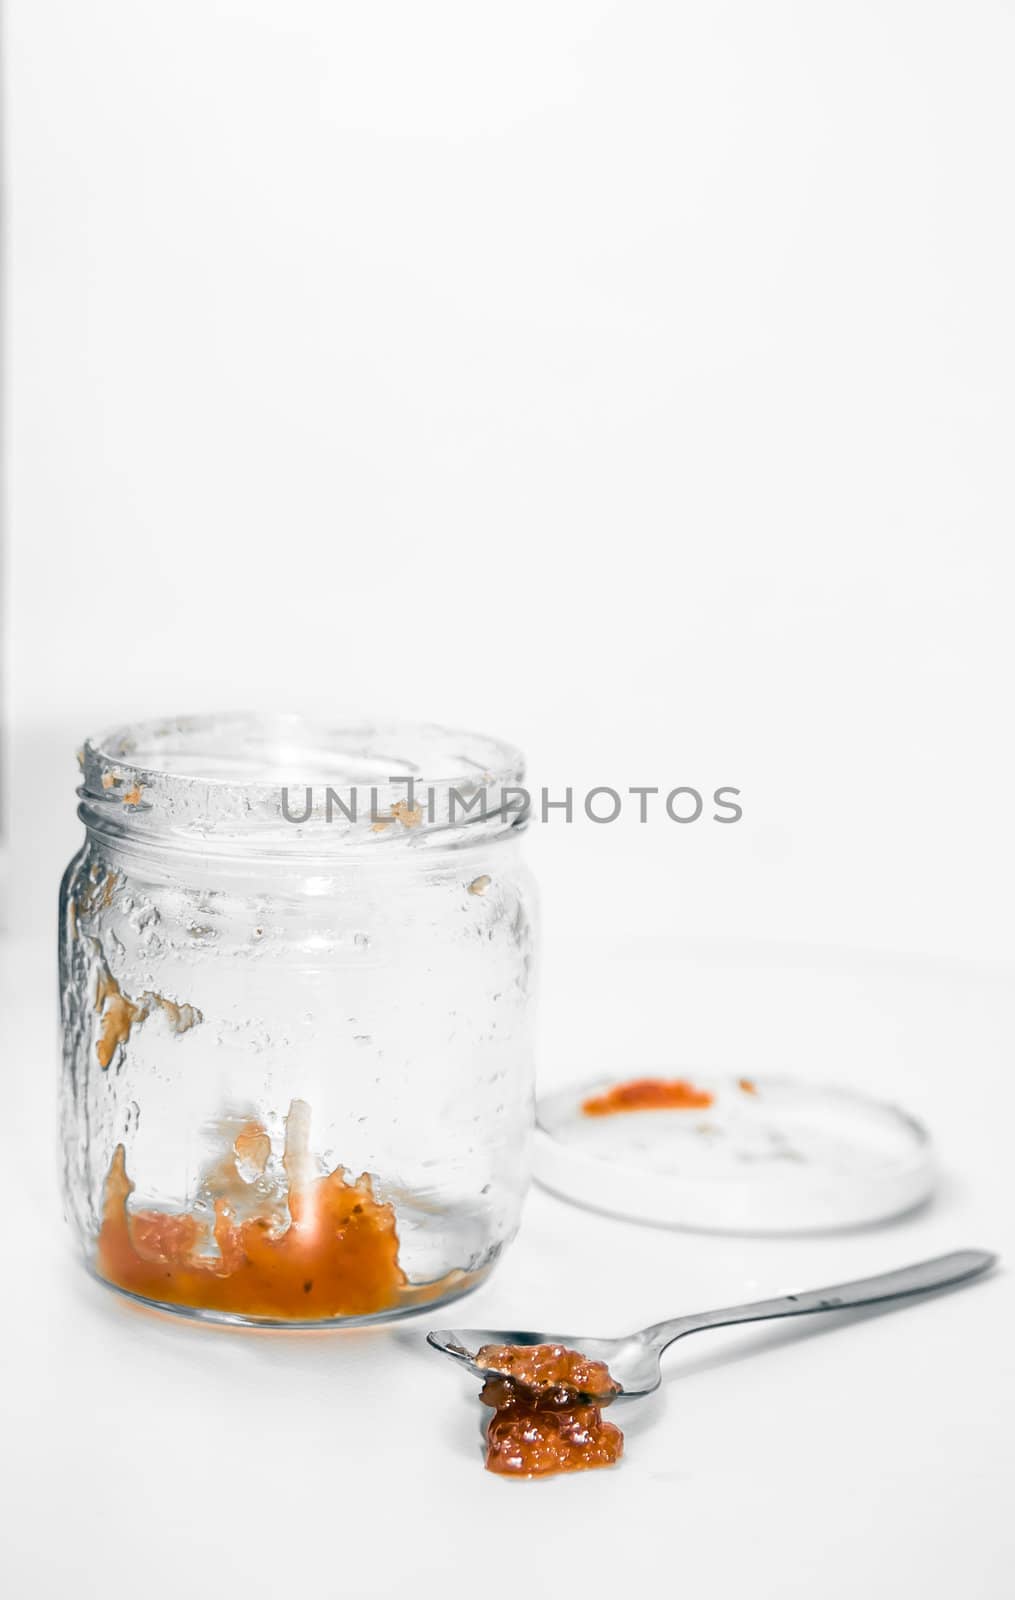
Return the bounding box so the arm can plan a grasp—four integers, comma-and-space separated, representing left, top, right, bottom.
97, 1099, 407, 1320
93, 957, 203, 1070
477, 1343, 623, 1477
581, 1077, 714, 1116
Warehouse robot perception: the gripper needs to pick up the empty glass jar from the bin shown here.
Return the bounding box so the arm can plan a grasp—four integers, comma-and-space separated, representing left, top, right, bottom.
59, 714, 538, 1326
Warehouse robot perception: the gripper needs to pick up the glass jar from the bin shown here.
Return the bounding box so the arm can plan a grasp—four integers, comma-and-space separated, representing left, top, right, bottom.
59, 714, 538, 1327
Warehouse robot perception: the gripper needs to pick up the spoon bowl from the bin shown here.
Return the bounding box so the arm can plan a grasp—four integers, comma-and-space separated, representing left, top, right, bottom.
426, 1325, 664, 1398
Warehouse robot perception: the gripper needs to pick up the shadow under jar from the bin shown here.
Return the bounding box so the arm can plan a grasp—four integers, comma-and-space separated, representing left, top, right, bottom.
59, 715, 538, 1327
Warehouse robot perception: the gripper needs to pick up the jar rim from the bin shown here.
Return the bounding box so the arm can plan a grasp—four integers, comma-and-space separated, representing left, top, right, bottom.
78, 712, 527, 851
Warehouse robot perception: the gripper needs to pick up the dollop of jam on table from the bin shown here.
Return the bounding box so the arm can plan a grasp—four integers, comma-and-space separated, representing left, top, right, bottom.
476, 1343, 623, 1477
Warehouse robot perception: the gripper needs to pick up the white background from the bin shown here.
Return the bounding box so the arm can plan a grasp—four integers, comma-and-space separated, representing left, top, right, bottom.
5, 0, 1014, 957
2, 4, 1013, 1597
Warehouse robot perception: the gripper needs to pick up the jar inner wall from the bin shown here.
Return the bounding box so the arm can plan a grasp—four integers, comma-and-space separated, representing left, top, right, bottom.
60, 715, 537, 1326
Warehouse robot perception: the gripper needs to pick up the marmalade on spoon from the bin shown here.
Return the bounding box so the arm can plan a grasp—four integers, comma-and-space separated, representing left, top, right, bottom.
475, 1343, 623, 1477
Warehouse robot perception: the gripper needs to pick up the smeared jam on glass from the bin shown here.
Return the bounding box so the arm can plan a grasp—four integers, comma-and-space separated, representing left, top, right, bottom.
97, 1099, 408, 1319
582, 1077, 714, 1116
92, 954, 202, 1070
476, 1343, 623, 1477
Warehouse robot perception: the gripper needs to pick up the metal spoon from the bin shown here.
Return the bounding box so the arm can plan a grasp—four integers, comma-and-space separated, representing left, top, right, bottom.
427, 1248, 996, 1400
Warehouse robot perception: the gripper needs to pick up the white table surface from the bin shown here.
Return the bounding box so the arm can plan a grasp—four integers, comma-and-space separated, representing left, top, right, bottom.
1, 930, 1011, 1600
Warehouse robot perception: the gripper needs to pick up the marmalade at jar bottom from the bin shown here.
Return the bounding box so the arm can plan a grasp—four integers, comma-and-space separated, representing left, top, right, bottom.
96, 1099, 476, 1321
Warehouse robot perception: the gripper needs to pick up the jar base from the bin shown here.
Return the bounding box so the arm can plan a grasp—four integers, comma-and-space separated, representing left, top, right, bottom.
86, 1254, 498, 1330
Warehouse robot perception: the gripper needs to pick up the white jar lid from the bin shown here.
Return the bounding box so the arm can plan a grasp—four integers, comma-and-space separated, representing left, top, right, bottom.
534, 1075, 936, 1233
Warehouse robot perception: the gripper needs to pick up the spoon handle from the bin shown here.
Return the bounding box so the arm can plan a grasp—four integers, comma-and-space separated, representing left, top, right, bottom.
642, 1249, 997, 1350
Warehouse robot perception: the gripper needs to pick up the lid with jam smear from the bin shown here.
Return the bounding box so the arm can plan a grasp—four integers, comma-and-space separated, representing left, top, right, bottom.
534, 1074, 936, 1233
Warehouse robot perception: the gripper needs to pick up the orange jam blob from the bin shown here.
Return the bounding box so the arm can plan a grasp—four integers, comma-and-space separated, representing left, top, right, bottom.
96, 1100, 406, 1320
476, 1343, 624, 1477
476, 1342, 621, 1403
581, 1077, 714, 1116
